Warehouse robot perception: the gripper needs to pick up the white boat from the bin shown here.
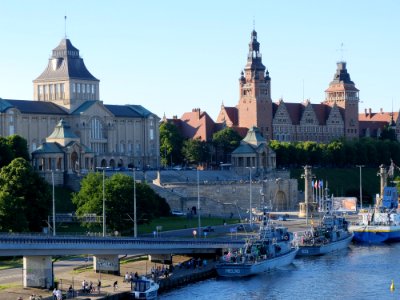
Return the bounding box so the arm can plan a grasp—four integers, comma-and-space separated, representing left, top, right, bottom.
296, 214, 354, 256
130, 276, 159, 299
216, 208, 298, 277
349, 187, 400, 243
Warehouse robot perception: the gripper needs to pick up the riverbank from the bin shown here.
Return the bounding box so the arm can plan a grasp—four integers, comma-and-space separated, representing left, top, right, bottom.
0, 214, 359, 300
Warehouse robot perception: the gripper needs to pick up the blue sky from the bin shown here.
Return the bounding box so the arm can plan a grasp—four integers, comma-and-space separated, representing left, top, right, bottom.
0, 1, 399, 120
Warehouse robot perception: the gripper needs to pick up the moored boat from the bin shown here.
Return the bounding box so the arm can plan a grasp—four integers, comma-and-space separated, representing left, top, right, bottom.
296, 214, 353, 256
130, 276, 159, 299
349, 163, 400, 243
216, 208, 298, 277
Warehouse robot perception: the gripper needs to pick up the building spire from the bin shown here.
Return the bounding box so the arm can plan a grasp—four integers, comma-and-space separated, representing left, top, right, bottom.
337, 42, 346, 62
64, 15, 67, 38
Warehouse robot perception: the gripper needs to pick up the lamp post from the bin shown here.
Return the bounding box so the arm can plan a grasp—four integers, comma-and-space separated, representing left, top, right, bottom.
246, 167, 255, 227
102, 168, 106, 237
356, 165, 365, 210
52, 170, 56, 236
133, 168, 137, 238
197, 168, 201, 237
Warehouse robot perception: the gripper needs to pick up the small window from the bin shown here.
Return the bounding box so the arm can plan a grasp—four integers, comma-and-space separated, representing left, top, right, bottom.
72, 83, 76, 93
82, 84, 86, 93
77, 84, 80, 93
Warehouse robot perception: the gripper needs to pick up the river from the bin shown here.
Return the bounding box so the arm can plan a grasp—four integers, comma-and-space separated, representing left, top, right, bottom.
161, 243, 400, 300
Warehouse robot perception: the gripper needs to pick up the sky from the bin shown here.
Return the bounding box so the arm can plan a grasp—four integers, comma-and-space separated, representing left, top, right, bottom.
0, 1, 399, 120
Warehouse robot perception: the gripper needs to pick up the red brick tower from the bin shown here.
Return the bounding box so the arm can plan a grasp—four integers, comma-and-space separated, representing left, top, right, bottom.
324, 62, 359, 139
237, 30, 273, 139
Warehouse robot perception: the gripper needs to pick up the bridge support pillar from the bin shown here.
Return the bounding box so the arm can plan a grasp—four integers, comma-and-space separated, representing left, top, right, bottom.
93, 255, 120, 275
23, 256, 53, 289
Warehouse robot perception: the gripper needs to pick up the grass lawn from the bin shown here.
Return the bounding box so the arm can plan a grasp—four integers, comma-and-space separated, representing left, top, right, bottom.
0, 257, 22, 270
138, 216, 240, 234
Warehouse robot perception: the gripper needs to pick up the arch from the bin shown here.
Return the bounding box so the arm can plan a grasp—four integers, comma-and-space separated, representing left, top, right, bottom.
101, 159, 107, 167
118, 159, 124, 167
71, 151, 79, 172
109, 159, 116, 168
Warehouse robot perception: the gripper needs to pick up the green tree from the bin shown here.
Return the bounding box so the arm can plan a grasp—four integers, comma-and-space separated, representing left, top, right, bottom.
0, 137, 14, 168
7, 135, 30, 161
212, 127, 242, 163
0, 158, 51, 232
182, 138, 210, 165
73, 172, 170, 234
159, 122, 184, 167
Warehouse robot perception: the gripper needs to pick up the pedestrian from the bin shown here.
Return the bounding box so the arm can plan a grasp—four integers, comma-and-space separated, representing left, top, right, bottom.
113, 281, 118, 291
53, 288, 57, 300
134, 271, 139, 280
97, 279, 101, 294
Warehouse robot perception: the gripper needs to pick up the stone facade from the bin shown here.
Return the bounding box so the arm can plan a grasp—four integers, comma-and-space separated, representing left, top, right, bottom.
0, 38, 160, 175
215, 29, 399, 143
154, 172, 298, 217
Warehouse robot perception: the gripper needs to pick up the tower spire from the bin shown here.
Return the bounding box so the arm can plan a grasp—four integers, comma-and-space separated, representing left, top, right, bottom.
64, 15, 67, 38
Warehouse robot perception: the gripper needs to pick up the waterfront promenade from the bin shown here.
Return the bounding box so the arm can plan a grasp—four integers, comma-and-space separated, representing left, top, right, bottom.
0, 213, 358, 300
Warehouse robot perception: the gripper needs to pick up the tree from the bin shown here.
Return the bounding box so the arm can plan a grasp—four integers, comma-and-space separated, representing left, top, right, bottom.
212, 127, 242, 163
159, 122, 184, 167
182, 138, 210, 165
0, 137, 14, 168
72, 172, 170, 234
0, 158, 51, 232
7, 135, 30, 161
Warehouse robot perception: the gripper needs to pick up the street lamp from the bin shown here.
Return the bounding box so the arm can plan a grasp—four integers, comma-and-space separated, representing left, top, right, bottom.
102, 168, 106, 237
356, 165, 365, 210
197, 168, 201, 237
133, 168, 137, 238
246, 167, 255, 227
52, 170, 56, 236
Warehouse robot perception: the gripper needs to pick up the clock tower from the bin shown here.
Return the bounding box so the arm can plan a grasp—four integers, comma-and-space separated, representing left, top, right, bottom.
237, 30, 273, 139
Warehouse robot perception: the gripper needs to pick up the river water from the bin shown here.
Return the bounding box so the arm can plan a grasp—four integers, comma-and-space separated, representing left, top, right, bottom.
161, 243, 400, 300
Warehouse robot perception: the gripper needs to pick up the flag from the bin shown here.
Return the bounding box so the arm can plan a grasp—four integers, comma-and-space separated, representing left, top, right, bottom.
314, 180, 318, 189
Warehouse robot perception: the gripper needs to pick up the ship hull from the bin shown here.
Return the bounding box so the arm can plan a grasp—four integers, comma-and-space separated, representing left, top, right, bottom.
216, 248, 298, 277
297, 233, 353, 256
349, 225, 400, 243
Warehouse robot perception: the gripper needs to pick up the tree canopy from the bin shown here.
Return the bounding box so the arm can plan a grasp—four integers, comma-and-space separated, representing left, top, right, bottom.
182, 138, 210, 165
270, 138, 400, 168
212, 127, 242, 163
72, 172, 170, 234
160, 122, 184, 167
0, 158, 51, 232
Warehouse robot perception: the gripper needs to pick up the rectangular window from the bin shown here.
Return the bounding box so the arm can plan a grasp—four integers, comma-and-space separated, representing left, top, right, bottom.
72, 83, 76, 93
38, 85, 43, 95
150, 129, 154, 140
92, 84, 95, 94
82, 84, 86, 93
86, 84, 90, 94
77, 84, 80, 93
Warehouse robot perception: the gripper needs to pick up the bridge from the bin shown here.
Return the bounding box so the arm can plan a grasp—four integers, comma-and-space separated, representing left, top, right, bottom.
0, 234, 244, 289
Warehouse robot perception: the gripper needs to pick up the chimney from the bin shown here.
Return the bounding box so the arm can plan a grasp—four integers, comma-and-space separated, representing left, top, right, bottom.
369, 108, 372, 115
380, 108, 383, 114
364, 108, 368, 116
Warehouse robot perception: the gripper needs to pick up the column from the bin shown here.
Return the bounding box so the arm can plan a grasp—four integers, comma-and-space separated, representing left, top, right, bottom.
93, 255, 120, 275
23, 256, 53, 289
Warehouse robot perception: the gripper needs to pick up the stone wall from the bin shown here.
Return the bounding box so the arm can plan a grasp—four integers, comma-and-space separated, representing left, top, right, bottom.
153, 177, 298, 217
